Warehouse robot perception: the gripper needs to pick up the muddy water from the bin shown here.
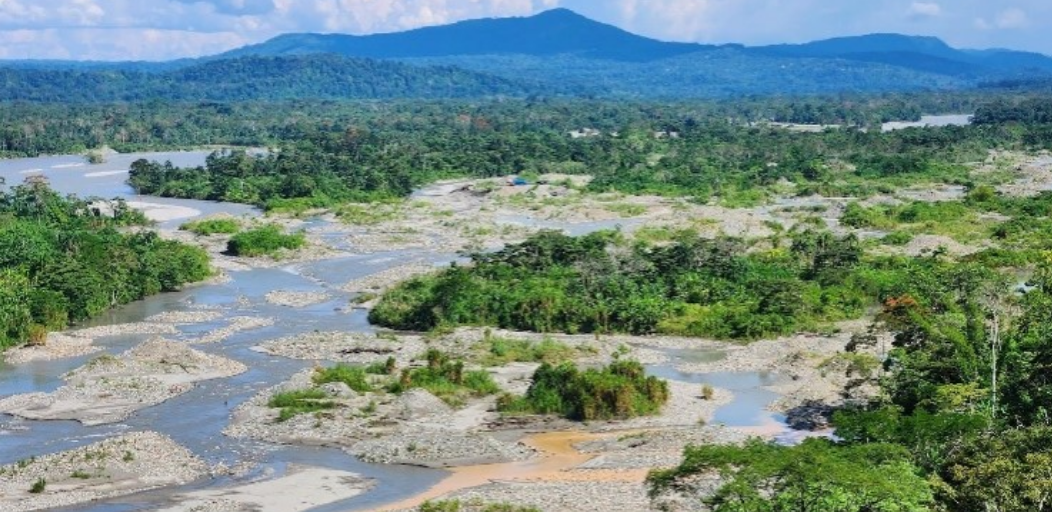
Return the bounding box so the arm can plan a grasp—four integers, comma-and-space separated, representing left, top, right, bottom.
0, 153, 799, 511
374, 431, 648, 512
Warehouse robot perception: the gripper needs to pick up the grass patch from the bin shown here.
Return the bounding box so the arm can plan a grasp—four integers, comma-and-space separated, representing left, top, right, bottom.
603, 202, 647, 217
418, 500, 541, 512
632, 225, 704, 244
365, 357, 398, 375
842, 201, 992, 243
336, 202, 405, 225
499, 360, 669, 421
267, 389, 336, 422
313, 364, 372, 392
881, 231, 914, 246
180, 217, 240, 236
389, 349, 500, 406
477, 334, 578, 366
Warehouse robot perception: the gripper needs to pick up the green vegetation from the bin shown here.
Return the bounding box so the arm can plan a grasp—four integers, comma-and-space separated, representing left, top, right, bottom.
0, 55, 545, 104
418, 500, 540, 512
389, 349, 500, 406
226, 225, 305, 257
267, 351, 501, 420
179, 217, 241, 236
499, 360, 668, 421
653, 240, 1052, 510
0, 178, 211, 351
267, 389, 336, 422
648, 439, 933, 511
103, 94, 1051, 210
29, 478, 46, 494
373, 229, 872, 340
476, 333, 579, 366
313, 364, 372, 393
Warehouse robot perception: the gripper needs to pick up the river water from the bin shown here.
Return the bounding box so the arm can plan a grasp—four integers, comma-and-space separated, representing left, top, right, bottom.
0, 151, 792, 511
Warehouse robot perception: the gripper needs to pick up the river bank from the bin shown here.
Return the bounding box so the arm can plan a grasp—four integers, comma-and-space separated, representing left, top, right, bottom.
8, 148, 1033, 511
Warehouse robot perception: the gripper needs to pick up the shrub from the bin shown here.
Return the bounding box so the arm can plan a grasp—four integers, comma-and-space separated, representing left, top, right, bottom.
365, 357, 398, 375
226, 224, 305, 257
29, 477, 46, 494
388, 350, 500, 406
500, 360, 669, 421
882, 231, 914, 246
701, 384, 715, 400
26, 324, 48, 346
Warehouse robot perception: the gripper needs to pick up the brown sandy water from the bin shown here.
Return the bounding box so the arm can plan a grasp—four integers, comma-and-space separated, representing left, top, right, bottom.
372, 430, 648, 511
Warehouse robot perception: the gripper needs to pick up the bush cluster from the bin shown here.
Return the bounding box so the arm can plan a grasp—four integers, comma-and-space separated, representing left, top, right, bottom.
500, 360, 668, 421
226, 224, 305, 257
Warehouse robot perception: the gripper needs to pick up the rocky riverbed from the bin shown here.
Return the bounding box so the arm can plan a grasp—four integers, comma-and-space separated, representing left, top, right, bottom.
0, 431, 209, 512
0, 163, 953, 511
0, 339, 247, 425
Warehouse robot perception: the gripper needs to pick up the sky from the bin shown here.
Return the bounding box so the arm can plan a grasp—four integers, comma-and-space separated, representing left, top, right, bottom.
0, 0, 1047, 61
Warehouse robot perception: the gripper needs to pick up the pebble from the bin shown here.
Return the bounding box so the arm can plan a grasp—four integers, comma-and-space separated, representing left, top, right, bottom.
0, 431, 208, 512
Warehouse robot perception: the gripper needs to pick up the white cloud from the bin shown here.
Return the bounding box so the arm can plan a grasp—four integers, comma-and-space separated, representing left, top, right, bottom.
996, 7, 1029, 29
0, 28, 247, 60
908, 2, 941, 18
975, 7, 1030, 31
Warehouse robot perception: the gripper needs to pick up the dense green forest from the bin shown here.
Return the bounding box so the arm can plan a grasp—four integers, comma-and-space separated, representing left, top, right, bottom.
0, 178, 210, 350
650, 249, 1052, 511
0, 91, 1038, 158
0, 55, 553, 104
371, 228, 971, 340
114, 94, 1051, 210
5, 85, 1052, 508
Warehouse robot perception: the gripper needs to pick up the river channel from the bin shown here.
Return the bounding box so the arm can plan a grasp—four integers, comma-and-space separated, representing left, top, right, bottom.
0, 151, 795, 511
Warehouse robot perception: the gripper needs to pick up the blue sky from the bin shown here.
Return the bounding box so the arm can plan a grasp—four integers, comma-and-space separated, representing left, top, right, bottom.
0, 0, 1046, 60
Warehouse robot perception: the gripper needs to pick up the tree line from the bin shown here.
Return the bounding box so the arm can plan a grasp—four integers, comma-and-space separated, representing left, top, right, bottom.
0, 177, 210, 350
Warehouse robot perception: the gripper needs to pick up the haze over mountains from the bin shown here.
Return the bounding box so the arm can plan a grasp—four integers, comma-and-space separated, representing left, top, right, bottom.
4, 8, 1051, 102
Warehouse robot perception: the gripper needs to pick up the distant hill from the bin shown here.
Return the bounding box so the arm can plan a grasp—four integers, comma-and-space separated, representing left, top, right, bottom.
755, 33, 1052, 77
0, 55, 558, 103
2, 9, 1051, 101
219, 9, 708, 62
222, 10, 1052, 79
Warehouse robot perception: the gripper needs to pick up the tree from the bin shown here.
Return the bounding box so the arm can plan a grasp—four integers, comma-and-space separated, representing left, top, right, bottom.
648, 439, 933, 512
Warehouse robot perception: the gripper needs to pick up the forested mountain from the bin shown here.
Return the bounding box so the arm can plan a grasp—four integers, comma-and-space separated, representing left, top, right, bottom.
2, 9, 1051, 101
219, 8, 1052, 86
0, 55, 555, 102
219, 8, 707, 62
759, 33, 1052, 77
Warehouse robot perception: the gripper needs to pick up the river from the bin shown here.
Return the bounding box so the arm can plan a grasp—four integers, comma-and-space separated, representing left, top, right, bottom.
0, 151, 795, 511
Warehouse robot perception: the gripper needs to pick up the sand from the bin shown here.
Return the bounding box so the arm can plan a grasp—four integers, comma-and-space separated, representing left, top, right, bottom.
156, 465, 374, 512
85, 170, 130, 178
126, 201, 203, 222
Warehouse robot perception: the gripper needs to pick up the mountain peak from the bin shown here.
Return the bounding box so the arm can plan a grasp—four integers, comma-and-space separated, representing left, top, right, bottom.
219, 8, 704, 62
532, 8, 589, 20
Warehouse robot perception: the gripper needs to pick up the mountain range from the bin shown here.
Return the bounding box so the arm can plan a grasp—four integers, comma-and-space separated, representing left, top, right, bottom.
3, 8, 1051, 102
